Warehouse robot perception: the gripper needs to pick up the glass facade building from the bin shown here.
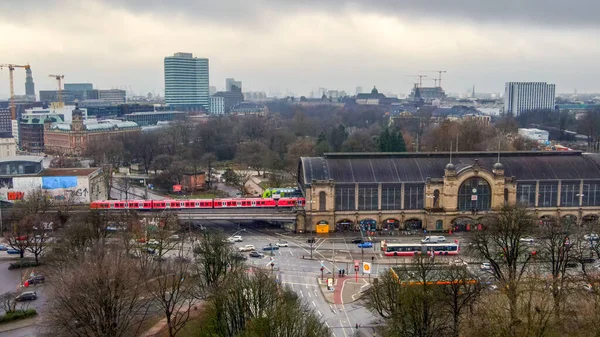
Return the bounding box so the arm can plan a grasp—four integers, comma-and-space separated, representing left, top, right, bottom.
164, 53, 209, 111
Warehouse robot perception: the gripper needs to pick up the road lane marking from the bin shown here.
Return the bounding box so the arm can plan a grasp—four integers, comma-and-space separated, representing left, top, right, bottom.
312, 300, 316, 307
308, 292, 312, 297
325, 322, 330, 328
301, 291, 304, 298
289, 251, 293, 256
318, 310, 322, 316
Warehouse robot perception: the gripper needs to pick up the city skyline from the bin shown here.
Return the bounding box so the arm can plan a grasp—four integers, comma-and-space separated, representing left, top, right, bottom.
1, 0, 600, 98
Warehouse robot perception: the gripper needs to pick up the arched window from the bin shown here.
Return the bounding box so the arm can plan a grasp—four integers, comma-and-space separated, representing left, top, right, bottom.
319, 191, 326, 211
433, 189, 440, 208
504, 188, 509, 204
458, 177, 491, 211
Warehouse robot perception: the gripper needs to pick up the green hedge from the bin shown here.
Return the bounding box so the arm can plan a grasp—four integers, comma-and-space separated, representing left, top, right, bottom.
0, 309, 37, 324
8, 261, 39, 270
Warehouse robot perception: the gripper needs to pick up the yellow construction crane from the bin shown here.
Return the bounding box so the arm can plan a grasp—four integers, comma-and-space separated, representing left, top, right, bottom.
48, 74, 65, 107
0, 64, 31, 120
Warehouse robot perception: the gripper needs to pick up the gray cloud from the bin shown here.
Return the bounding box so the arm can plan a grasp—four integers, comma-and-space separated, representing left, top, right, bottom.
97, 0, 600, 28
5, 0, 600, 28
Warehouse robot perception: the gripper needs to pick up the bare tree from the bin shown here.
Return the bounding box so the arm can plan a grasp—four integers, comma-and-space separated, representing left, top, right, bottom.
537, 216, 573, 324
43, 247, 152, 337
472, 204, 537, 337
144, 242, 197, 337
439, 264, 483, 337
364, 255, 452, 337
0, 291, 18, 314
193, 230, 244, 295
202, 268, 329, 337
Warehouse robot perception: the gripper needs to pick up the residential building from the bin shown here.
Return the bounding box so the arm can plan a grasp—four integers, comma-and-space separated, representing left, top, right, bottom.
299, 151, 600, 233
243, 91, 267, 101
504, 82, 556, 116
0, 133, 16, 158
164, 52, 209, 111
25, 68, 35, 101
518, 128, 550, 143
226, 78, 242, 92
98, 89, 126, 104
44, 106, 140, 155
0, 108, 11, 133
230, 102, 268, 116
462, 114, 491, 127
210, 96, 225, 115
24, 105, 88, 123
19, 113, 64, 153
1, 167, 107, 203
212, 91, 244, 113
124, 111, 187, 126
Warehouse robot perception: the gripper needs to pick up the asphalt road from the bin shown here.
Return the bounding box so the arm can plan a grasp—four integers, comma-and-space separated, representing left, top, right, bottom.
222, 224, 379, 337
0, 259, 48, 337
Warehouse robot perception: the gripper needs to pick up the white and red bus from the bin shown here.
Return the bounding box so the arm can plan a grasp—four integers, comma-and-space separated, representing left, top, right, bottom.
383, 242, 459, 257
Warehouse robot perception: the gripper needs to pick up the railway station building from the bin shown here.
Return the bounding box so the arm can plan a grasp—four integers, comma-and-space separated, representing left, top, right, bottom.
297, 151, 600, 233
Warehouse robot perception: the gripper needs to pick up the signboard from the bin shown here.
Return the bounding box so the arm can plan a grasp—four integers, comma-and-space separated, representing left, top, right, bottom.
316, 221, 329, 234
471, 195, 478, 201
173, 185, 182, 192
363, 262, 372, 274
354, 260, 360, 268
272, 193, 281, 199
327, 278, 333, 288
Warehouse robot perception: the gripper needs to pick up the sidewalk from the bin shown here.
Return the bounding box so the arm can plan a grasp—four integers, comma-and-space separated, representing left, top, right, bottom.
0, 316, 39, 334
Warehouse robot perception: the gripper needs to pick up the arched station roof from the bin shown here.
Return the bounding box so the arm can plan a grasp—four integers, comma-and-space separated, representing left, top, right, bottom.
299, 151, 600, 187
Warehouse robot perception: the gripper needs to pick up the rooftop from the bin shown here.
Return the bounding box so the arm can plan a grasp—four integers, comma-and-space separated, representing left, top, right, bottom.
299, 151, 600, 184
33, 168, 101, 177
124, 111, 187, 116
0, 155, 44, 164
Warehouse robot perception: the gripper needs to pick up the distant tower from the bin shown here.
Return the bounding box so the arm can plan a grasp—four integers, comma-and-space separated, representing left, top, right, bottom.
472, 85, 475, 98
25, 67, 35, 100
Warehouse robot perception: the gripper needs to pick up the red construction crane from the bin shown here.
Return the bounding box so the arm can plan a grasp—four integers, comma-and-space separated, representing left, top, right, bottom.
0, 64, 31, 120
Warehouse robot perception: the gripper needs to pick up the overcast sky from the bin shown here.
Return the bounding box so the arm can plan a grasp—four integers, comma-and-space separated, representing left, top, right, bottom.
1, 0, 599, 99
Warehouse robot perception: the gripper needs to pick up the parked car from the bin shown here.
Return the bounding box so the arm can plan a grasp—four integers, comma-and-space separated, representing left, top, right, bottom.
230, 235, 243, 242
0, 245, 8, 251
351, 238, 363, 244
26, 275, 45, 285
239, 245, 256, 252
7, 249, 21, 255
585, 233, 600, 241
480, 263, 492, 271
147, 239, 160, 246
15, 291, 37, 302
263, 244, 280, 251
306, 238, 316, 244
520, 237, 535, 244
358, 242, 373, 248
169, 234, 181, 241
276, 241, 289, 247
249, 251, 264, 258
421, 236, 446, 243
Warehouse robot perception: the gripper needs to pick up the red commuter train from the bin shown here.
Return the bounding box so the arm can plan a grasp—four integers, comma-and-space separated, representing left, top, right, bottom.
90, 197, 306, 210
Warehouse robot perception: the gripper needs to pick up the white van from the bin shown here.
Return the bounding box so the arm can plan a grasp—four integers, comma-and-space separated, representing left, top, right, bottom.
421, 236, 446, 243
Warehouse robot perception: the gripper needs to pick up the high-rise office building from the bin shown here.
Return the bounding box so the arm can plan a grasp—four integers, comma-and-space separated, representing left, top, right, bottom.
98, 89, 126, 103
226, 78, 242, 92
164, 52, 209, 111
25, 67, 35, 100
504, 82, 556, 116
